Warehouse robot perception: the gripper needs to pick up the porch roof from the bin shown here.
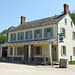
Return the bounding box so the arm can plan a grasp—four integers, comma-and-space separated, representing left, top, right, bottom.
1, 37, 57, 46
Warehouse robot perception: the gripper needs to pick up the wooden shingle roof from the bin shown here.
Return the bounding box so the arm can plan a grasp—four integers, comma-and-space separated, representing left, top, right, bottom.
10, 14, 65, 32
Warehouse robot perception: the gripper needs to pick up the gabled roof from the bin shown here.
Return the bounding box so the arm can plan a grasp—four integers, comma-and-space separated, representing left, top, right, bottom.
10, 14, 65, 32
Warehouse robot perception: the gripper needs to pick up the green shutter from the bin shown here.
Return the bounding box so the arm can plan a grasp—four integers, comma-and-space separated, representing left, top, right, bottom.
40, 29, 42, 38
25, 31, 28, 40
44, 28, 47, 37
22, 32, 24, 40
18, 33, 20, 40
50, 27, 53, 37
34, 30, 36, 39
14, 33, 16, 41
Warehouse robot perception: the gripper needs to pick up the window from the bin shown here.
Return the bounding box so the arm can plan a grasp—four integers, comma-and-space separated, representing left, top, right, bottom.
71, 21, 73, 27
18, 32, 24, 40
10, 33, 16, 41
10, 48, 13, 55
65, 18, 67, 24
73, 32, 75, 40
35, 46, 42, 55
25, 31, 32, 40
34, 29, 42, 39
17, 47, 22, 55
61, 46, 66, 56
60, 28, 66, 38
73, 47, 75, 56
44, 27, 53, 38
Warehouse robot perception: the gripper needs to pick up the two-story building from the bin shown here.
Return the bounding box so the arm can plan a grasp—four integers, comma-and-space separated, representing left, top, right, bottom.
1, 4, 75, 63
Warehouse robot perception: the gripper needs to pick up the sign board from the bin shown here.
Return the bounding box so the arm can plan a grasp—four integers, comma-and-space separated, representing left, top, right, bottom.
59, 33, 64, 42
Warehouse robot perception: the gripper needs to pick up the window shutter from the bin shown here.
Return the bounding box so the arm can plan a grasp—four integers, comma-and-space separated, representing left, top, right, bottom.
34, 30, 36, 39
14, 33, 16, 41
30, 31, 32, 39
64, 29, 66, 38
40, 46, 42, 55
40, 29, 42, 38
18, 33, 20, 40
44, 28, 47, 37
33, 47, 36, 55
22, 32, 24, 40
50, 27, 53, 37
25, 31, 28, 40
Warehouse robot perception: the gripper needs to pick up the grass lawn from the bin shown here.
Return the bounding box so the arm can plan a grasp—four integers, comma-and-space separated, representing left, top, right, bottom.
2, 57, 7, 60
69, 61, 75, 65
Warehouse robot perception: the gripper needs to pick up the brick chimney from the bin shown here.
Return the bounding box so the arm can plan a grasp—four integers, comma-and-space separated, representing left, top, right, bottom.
21, 16, 25, 24
64, 4, 69, 14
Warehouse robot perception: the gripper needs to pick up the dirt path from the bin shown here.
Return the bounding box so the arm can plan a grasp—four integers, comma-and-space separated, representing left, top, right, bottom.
0, 62, 75, 75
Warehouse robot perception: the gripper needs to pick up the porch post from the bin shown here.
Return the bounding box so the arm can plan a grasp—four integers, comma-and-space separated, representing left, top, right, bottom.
28, 44, 31, 61
49, 43, 52, 64
12, 45, 15, 60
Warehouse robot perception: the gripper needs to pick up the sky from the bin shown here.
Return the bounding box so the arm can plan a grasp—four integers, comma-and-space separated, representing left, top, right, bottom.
0, 0, 75, 32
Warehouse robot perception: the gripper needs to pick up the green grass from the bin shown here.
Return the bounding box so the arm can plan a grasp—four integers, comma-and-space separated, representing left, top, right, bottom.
69, 61, 75, 65
2, 58, 7, 60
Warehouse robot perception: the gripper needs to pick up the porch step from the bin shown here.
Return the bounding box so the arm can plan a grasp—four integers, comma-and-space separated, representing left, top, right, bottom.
53, 61, 59, 65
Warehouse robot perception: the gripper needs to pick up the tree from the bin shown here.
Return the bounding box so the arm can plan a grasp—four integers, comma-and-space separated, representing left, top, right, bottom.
0, 33, 7, 44
0, 26, 15, 44
70, 13, 75, 24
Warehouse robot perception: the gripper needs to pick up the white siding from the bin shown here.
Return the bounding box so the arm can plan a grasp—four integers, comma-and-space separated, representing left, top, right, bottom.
58, 14, 75, 61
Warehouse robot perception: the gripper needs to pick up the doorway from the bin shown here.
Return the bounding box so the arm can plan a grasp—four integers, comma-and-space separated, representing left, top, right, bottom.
52, 45, 57, 61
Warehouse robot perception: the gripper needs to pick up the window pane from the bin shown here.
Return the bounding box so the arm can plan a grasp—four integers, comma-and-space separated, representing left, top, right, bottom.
36, 30, 40, 39
62, 46, 66, 55
20, 32, 22, 40
18, 48, 22, 55
28, 32, 30, 40
36, 47, 40, 54
73, 32, 75, 39
46, 28, 51, 37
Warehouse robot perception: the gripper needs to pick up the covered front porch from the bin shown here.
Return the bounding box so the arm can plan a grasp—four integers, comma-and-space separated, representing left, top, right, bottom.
1, 38, 58, 64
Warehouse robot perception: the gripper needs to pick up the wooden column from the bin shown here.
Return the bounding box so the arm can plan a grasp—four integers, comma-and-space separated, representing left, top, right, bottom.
49, 43, 52, 64
12, 45, 15, 60
28, 44, 31, 61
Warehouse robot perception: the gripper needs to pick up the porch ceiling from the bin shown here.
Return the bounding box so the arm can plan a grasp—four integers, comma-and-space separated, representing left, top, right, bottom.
1, 37, 57, 46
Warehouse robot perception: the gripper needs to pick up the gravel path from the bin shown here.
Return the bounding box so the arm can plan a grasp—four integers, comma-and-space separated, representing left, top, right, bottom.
0, 62, 75, 75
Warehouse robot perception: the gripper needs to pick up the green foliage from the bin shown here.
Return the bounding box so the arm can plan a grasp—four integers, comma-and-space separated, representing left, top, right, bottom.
0, 26, 15, 44
0, 33, 7, 44
69, 61, 75, 65
70, 13, 75, 24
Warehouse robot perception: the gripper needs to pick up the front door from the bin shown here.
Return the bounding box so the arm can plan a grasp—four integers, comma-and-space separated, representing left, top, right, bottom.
52, 45, 57, 61
24, 45, 28, 60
